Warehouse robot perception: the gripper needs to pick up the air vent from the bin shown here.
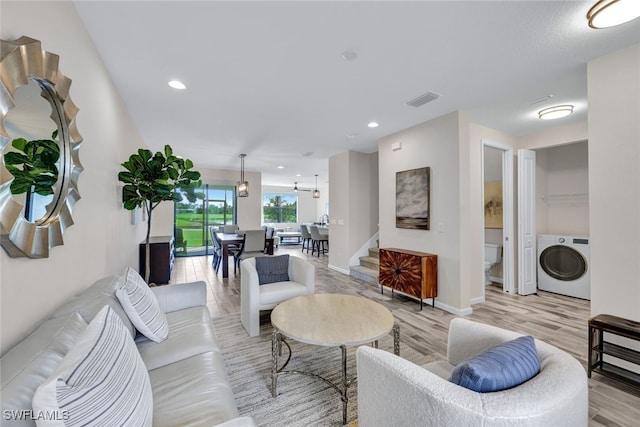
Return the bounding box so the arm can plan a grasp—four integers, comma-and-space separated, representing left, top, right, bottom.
405, 91, 441, 108
302, 152, 315, 157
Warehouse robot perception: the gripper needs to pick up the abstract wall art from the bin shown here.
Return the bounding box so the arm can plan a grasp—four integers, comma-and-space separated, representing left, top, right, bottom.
396, 167, 430, 230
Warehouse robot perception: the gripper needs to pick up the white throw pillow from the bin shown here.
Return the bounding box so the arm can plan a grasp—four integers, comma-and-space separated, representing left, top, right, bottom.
116, 266, 169, 343
32, 305, 153, 427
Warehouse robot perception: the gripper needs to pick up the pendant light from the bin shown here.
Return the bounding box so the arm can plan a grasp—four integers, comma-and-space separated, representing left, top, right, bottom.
312, 174, 320, 199
238, 154, 248, 197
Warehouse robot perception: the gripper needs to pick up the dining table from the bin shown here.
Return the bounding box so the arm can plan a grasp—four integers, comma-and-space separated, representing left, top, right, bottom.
218, 233, 274, 278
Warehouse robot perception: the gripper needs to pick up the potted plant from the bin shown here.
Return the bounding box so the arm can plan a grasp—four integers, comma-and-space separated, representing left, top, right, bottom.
118, 145, 201, 283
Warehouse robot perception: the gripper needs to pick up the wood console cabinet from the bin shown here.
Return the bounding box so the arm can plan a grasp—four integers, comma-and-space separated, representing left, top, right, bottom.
139, 236, 174, 285
379, 248, 437, 310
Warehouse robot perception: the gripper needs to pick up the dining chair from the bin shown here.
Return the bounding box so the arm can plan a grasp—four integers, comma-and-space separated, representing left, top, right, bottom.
300, 224, 312, 254
236, 229, 267, 272
309, 225, 328, 257
209, 227, 222, 273
223, 224, 239, 234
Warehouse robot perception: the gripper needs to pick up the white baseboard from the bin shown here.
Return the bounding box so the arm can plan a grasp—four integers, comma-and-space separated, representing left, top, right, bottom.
435, 300, 473, 316
380, 286, 473, 315
328, 264, 350, 275
470, 296, 485, 305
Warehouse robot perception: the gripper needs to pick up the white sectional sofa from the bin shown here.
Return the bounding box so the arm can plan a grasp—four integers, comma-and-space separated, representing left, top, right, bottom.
1, 276, 255, 427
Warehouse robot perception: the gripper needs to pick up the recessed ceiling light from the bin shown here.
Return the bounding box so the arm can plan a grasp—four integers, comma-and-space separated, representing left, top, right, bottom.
368, 121, 379, 128
341, 49, 358, 61
277, 165, 284, 169
296, 174, 302, 177
587, 0, 640, 28
538, 105, 574, 120
168, 80, 186, 90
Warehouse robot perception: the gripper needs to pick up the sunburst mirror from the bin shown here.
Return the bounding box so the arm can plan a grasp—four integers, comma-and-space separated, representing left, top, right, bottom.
0, 36, 83, 258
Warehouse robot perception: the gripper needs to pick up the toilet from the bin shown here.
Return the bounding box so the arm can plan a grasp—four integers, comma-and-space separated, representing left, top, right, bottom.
484, 243, 502, 285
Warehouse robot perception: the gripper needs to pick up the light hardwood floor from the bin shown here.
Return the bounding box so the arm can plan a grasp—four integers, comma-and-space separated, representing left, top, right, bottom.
172, 246, 640, 427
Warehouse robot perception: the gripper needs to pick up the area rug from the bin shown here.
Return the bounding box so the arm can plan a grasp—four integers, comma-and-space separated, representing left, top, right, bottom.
213, 313, 430, 427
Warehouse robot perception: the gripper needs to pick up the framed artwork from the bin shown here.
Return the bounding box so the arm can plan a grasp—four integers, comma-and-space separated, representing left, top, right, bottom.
396, 167, 430, 230
484, 181, 503, 229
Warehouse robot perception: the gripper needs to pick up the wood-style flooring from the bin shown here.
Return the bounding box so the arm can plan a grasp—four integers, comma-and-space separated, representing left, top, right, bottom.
171, 246, 640, 427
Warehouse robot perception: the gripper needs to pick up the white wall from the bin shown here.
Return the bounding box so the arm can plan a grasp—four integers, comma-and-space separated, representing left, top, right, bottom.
328, 150, 378, 273
379, 112, 466, 311
588, 43, 640, 322
535, 142, 589, 236
1, 1, 148, 354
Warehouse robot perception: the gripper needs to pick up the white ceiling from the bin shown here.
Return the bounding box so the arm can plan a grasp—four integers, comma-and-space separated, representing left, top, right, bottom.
73, 1, 640, 188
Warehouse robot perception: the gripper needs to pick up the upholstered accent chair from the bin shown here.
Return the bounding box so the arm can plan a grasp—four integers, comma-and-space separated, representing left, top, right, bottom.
356, 318, 588, 427
240, 256, 314, 337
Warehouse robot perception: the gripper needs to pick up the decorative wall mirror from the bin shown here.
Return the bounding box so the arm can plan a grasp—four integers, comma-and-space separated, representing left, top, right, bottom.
0, 36, 83, 258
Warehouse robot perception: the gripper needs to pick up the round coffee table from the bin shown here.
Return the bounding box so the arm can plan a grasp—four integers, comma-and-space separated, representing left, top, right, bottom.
270, 294, 399, 425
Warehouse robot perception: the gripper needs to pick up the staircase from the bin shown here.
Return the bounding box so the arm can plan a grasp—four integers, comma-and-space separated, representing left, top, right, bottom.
349, 247, 379, 285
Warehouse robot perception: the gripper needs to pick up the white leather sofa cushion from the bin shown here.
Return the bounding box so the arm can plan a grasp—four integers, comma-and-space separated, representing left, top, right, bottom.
149, 352, 238, 427
1, 312, 87, 427
136, 306, 221, 371
51, 276, 136, 338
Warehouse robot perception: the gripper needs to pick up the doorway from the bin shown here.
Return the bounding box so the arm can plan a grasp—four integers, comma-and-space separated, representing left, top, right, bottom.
174, 184, 237, 257
481, 140, 515, 294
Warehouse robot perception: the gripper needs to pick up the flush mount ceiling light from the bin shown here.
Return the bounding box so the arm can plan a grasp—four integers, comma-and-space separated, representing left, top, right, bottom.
587, 0, 640, 28
168, 80, 186, 90
538, 105, 574, 120
312, 174, 320, 199
277, 165, 284, 169
237, 154, 249, 197
368, 121, 379, 128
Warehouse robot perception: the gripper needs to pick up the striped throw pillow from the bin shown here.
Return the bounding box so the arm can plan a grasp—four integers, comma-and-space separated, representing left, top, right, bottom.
449, 335, 540, 392
116, 266, 169, 343
32, 305, 153, 426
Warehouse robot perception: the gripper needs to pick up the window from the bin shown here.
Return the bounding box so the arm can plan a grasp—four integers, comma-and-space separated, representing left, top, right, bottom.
263, 193, 297, 223
174, 184, 236, 257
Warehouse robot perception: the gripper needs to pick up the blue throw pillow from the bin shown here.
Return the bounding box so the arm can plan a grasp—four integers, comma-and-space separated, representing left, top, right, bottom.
449, 335, 540, 392
255, 255, 290, 285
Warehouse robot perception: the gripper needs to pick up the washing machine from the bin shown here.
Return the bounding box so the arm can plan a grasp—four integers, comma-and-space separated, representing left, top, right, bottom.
537, 234, 590, 300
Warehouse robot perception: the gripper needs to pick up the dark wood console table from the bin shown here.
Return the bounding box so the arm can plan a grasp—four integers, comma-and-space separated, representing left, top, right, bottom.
139, 236, 174, 285
379, 248, 437, 310
588, 314, 640, 389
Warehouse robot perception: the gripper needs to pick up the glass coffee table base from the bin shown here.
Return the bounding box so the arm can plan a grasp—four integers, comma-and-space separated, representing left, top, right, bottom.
270, 325, 400, 425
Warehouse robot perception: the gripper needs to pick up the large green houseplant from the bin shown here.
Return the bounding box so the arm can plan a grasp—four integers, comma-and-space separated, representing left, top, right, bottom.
118, 145, 201, 283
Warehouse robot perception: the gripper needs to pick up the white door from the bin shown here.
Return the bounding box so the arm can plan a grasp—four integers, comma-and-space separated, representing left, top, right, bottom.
518, 149, 537, 295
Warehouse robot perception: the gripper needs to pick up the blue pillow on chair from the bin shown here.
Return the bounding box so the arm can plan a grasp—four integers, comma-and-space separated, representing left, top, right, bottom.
449, 335, 540, 392
255, 255, 290, 285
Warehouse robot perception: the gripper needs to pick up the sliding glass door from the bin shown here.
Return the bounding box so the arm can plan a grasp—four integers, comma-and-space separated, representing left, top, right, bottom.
174, 184, 236, 257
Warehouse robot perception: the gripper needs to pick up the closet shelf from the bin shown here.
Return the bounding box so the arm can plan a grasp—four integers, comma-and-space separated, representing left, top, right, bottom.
541, 192, 589, 208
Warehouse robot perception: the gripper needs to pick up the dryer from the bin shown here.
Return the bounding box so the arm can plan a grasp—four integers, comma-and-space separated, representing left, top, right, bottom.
537, 234, 590, 300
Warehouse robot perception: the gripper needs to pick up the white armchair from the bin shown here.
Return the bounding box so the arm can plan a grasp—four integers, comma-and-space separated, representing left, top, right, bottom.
356, 318, 588, 427
240, 256, 314, 337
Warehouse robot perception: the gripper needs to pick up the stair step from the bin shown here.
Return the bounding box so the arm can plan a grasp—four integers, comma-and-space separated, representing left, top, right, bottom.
350, 265, 379, 285
368, 247, 380, 258
359, 256, 379, 270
